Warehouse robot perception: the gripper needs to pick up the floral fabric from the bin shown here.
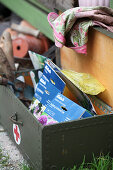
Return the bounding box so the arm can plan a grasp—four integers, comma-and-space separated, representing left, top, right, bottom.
48, 7, 113, 54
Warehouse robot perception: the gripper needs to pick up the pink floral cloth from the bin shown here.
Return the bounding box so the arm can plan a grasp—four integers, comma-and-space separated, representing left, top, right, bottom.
48, 6, 113, 54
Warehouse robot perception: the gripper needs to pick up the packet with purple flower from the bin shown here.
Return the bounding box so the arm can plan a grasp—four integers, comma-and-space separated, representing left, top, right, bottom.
29, 98, 58, 125
29, 62, 65, 125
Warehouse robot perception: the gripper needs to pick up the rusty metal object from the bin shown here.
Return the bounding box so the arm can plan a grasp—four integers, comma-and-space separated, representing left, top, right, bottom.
13, 34, 49, 58
0, 77, 23, 92
0, 76, 9, 85
4, 20, 50, 59
0, 47, 14, 82
0, 31, 15, 70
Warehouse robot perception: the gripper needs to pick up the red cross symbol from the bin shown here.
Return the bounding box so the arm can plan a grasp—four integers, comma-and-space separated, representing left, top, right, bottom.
14, 125, 20, 142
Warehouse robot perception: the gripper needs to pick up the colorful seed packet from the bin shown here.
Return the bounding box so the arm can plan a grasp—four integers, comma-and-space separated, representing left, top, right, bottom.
43, 93, 93, 123
28, 51, 47, 69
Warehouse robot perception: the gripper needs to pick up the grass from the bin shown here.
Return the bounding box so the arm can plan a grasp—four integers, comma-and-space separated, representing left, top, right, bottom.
0, 148, 10, 168
21, 163, 31, 170
69, 153, 113, 170
1, 146, 113, 170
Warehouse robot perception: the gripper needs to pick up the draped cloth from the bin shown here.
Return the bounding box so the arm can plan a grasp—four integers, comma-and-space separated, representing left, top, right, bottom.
48, 7, 113, 54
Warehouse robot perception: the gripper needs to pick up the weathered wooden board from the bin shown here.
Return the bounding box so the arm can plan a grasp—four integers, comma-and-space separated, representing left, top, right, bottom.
60, 28, 113, 108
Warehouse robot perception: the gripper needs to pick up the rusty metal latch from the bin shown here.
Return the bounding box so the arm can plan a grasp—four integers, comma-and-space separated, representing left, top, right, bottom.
9, 112, 23, 126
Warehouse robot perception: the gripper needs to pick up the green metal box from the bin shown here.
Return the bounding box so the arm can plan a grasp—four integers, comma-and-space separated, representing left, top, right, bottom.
0, 85, 113, 170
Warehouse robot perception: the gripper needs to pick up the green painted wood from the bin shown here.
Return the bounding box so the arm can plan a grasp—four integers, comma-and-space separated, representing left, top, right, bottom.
110, 0, 113, 9
0, 0, 54, 41
1, 85, 113, 169
27, 0, 51, 13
